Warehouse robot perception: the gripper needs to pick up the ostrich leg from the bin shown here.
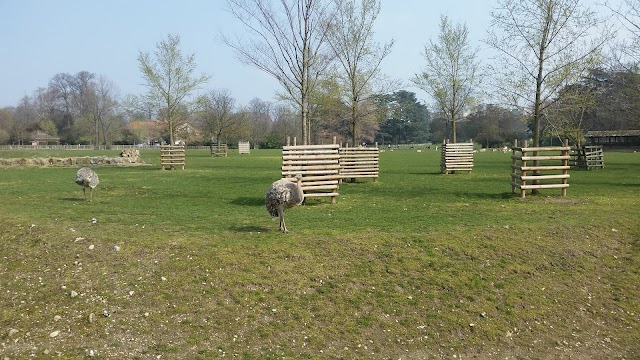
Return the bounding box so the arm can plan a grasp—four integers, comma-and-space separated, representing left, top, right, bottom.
278, 207, 288, 233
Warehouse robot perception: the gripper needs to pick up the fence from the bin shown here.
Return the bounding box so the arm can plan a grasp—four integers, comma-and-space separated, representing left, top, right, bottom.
160, 145, 185, 170
282, 137, 340, 203
210, 143, 228, 157
440, 140, 474, 174
339, 143, 379, 182
571, 145, 604, 169
510, 139, 570, 198
238, 141, 251, 155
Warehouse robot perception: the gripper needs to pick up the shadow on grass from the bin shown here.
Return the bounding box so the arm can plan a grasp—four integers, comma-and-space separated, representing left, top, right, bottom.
230, 196, 264, 206
229, 225, 271, 233
452, 191, 514, 200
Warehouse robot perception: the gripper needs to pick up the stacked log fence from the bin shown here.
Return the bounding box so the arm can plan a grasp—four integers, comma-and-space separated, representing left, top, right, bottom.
339, 142, 379, 182
282, 137, 340, 203
440, 140, 474, 174
160, 145, 185, 170
511, 139, 570, 199
210, 143, 228, 157
571, 145, 604, 169
238, 141, 251, 155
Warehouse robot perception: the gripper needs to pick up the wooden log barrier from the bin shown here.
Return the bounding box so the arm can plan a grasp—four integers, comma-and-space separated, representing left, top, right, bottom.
440, 140, 474, 174
511, 139, 570, 198
339, 142, 379, 182
282, 141, 340, 203
161, 145, 185, 170
571, 145, 604, 169
238, 141, 251, 155
210, 143, 228, 157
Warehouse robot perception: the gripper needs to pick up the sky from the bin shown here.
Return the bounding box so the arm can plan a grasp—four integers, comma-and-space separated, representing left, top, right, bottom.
0, 0, 614, 109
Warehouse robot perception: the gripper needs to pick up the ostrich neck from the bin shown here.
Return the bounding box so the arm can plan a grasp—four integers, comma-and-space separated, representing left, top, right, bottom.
296, 179, 304, 201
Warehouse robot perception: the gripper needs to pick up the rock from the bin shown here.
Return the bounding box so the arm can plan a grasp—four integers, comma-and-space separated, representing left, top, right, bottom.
54, 315, 61, 322
113, 245, 121, 252
88, 313, 95, 324
70, 290, 78, 298
103, 310, 110, 317
8, 328, 18, 337
88, 244, 94, 250
49, 330, 60, 337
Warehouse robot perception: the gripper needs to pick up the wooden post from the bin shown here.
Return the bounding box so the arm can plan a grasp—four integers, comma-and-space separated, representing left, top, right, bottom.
511, 139, 517, 194
520, 140, 528, 199
561, 138, 569, 196
293, 137, 297, 146
286, 136, 290, 146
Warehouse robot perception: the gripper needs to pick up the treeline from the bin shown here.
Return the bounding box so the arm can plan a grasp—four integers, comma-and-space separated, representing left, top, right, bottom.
0, 66, 638, 148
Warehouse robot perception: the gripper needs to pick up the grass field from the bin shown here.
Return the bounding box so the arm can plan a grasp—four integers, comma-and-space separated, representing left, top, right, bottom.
0, 148, 639, 359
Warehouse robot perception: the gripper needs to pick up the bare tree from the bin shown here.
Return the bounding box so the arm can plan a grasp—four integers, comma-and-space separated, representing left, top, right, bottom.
607, 0, 640, 68
222, 0, 334, 145
91, 76, 120, 148
413, 15, 480, 143
327, 0, 394, 145
137, 34, 210, 145
486, 0, 611, 147
199, 89, 244, 144
246, 98, 273, 146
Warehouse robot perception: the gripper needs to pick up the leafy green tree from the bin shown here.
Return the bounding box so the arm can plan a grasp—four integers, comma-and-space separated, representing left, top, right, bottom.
413, 15, 480, 143
463, 104, 528, 147
486, 0, 610, 147
137, 34, 210, 145
374, 91, 430, 145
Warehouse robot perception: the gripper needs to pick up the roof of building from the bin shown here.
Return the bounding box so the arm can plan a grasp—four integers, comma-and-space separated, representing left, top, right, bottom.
585, 130, 640, 137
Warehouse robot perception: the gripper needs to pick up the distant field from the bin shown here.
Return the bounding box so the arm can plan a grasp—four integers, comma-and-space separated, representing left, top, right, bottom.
1, 148, 638, 358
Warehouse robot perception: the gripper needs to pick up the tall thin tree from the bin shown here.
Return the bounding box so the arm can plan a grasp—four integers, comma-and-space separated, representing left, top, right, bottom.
413, 16, 480, 143
137, 34, 210, 145
222, 0, 334, 145
327, 0, 394, 145
486, 0, 610, 147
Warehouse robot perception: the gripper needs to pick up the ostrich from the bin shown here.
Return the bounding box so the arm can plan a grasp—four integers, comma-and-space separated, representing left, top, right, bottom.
75, 167, 99, 201
265, 174, 304, 233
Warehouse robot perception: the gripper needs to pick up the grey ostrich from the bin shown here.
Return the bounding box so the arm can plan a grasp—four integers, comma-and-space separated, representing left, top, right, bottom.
75, 167, 99, 201
265, 174, 304, 233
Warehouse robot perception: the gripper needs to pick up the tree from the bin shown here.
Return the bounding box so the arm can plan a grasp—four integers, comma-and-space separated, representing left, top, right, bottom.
92, 76, 121, 148
222, 0, 334, 145
326, 0, 394, 145
199, 89, 243, 144
374, 90, 430, 145
246, 98, 274, 146
486, 0, 610, 147
48, 73, 76, 142
463, 104, 528, 147
11, 96, 37, 145
137, 34, 210, 145
608, 0, 640, 69
413, 15, 480, 143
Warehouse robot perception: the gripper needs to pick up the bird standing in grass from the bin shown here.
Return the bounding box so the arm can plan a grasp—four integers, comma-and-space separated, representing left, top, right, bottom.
265, 174, 304, 233
75, 167, 99, 201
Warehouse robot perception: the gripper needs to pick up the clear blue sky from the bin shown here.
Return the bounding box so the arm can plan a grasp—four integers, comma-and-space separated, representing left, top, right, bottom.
0, 0, 610, 109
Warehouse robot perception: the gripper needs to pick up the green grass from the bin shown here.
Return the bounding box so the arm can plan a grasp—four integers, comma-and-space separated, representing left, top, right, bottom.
1, 148, 639, 358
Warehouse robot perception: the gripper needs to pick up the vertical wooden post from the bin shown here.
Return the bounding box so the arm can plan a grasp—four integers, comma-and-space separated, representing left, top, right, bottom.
293, 137, 297, 146
520, 140, 528, 199
561, 138, 569, 196
333, 136, 337, 145
286, 136, 290, 146
511, 139, 517, 194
